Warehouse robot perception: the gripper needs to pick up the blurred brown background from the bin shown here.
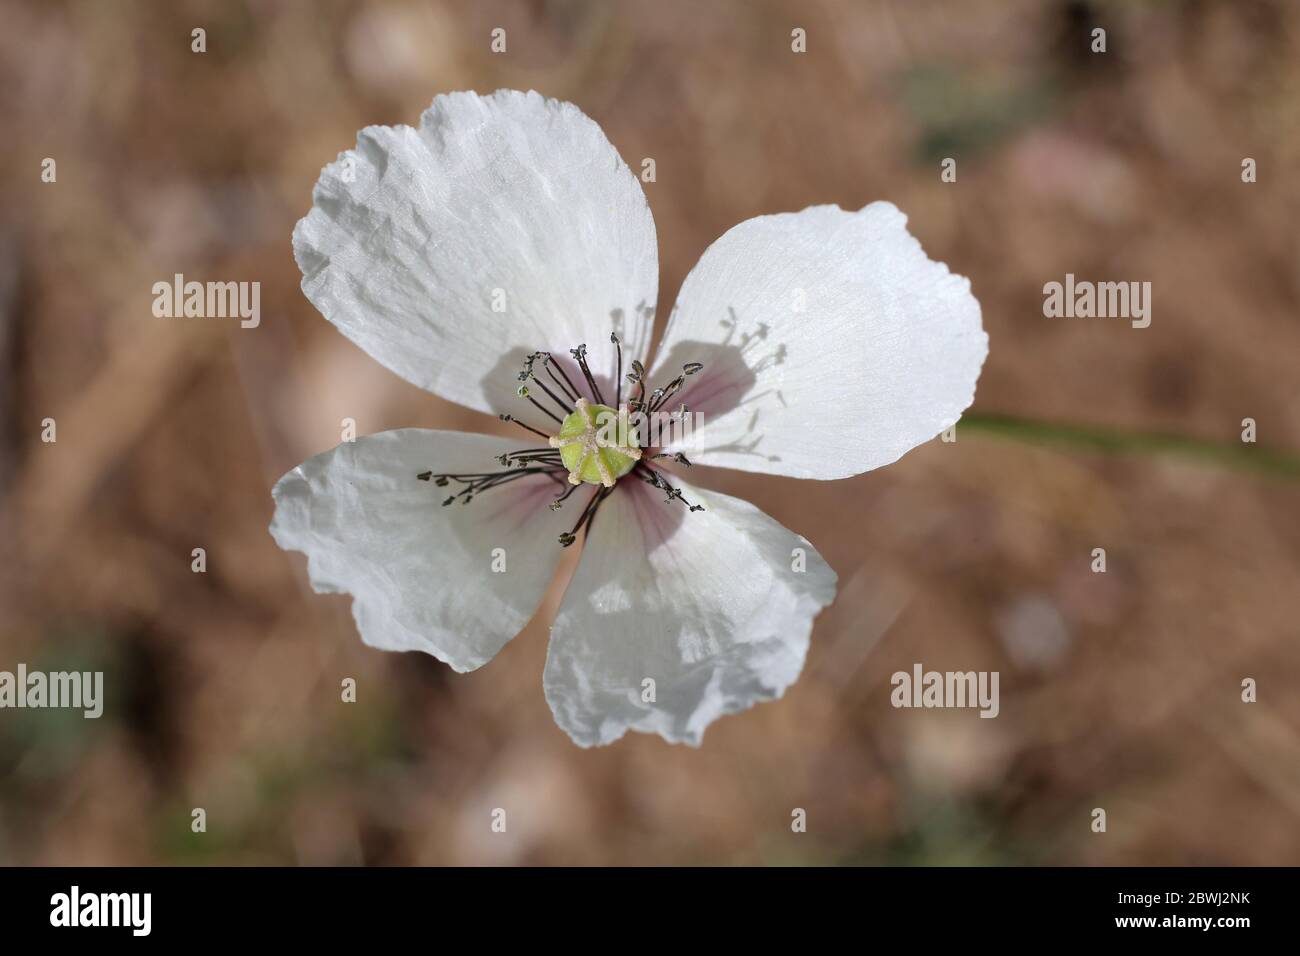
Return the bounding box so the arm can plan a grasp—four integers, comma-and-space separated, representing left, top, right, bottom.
2, 0, 1299, 865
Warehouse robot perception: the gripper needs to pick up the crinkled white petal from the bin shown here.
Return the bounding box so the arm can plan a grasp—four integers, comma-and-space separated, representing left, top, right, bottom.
271, 429, 572, 672
544, 477, 837, 747
293, 89, 659, 415
651, 201, 987, 479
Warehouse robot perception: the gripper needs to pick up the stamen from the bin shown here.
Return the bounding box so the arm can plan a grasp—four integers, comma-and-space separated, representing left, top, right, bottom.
499, 413, 551, 440
536, 354, 579, 404
518, 356, 575, 418
648, 362, 704, 413
611, 332, 623, 408
549, 482, 580, 510
649, 451, 692, 466
535, 356, 582, 408
633, 462, 705, 512
627, 359, 647, 411
558, 486, 610, 547
570, 344, 606, 406
517, 385, 565, 426
420, 465, 567, 506
496, 448, 563, 467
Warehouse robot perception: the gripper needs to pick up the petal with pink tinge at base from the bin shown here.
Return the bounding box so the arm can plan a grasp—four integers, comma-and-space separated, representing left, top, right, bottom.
544, 476, 837, 746
293, 89, 659, 416
271, 429, 572, 672
650, 201, 987, 479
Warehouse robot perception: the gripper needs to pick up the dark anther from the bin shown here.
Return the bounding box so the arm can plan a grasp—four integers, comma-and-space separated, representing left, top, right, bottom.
683, 362, 704, 375
417, 471, 432, 481
549, 482, 580, 511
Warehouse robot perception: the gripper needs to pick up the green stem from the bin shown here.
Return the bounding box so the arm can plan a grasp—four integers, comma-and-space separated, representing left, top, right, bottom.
959, 413, 1300, 480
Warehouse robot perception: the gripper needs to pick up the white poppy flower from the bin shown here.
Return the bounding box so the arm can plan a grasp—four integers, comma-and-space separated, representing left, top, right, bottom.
272, 89, 987, 748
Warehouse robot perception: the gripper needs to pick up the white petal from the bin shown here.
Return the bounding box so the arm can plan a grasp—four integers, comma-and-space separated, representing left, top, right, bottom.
651, 202, 987, 479
544, 477, 837, 747
293, 89, 658, 415
271, 429, 573, 672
